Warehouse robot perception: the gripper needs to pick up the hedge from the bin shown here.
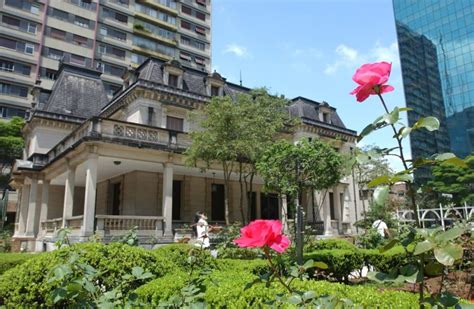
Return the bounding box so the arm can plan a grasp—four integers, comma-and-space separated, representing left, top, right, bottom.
136, 264, 419, 308
304, 238, 356, 252
304, 249, 365, 282
361, 246, 408, 273
0, 253, 38, 275
153, 243, 217, 271
0, 243, 177, 307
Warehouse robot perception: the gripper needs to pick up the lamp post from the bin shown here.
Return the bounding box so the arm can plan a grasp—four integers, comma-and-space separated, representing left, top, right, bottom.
295, 146, 304, 265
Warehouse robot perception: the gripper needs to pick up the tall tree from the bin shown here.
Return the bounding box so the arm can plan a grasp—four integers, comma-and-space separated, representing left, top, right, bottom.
0, 117, 24, 189
427, 155, 474, 205
185, 89, 290, 224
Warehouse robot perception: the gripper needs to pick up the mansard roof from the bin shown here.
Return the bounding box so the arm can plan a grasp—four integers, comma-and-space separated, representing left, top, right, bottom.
39, 63, 109, 119
289, 96, 356, 136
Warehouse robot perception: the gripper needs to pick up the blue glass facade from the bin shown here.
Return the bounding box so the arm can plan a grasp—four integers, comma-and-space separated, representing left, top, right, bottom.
393, 0, 474, 164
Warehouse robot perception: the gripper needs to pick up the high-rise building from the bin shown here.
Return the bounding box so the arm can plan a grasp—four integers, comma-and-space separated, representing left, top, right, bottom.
393, 0, 474, 167
0, 0, 211, 119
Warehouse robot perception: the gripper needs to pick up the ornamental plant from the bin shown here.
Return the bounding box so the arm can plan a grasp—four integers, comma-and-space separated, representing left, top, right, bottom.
234, 220, 356, 307
350, 62, 470, 308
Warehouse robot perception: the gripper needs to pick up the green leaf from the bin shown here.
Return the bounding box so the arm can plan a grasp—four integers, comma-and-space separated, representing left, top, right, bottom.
132, 267, 144, 278
435, 226, 465, 243
434, 243, 463, 266
400, 127, 412, 139
438, 292, 459, 307
51, 288, 67, 303
313, 261, 328, 270
373, 186, 389, 206
425, 261, 444, 276
413, 116, 440, 131
398, 107, 414, 112
367, 175, 391, 188
287, 294, 303, 305
380, 239, 398, 253
435, 152, 456, 161
392, 173, 413, 183
366, 271, 388, 283
302, 291, 317, 301
444, 157, 468, 167
302, 259, 314, 270
383, 107, 400, 125
414, 240, 435, 255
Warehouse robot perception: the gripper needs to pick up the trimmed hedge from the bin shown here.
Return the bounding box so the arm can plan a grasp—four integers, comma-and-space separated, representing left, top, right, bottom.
153, 243, 217, 271
362, 246, 408, 273
305, 249, 364, 282
0, 243, 176, 307
0, 253, 38, 275
136, 263, 419, 308
305, 238, 356, 251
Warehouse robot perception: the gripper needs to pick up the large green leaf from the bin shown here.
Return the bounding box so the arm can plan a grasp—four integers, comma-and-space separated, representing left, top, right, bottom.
373, 186, 389, 206
435, 152, 456, 161
383, 107, 400, 125
434, 243, 463, 266
413, 240, 435, 255
414, 116, 440, 131
400, 127, 412, 139
444, 157, 469, 167
367, 175, 391, 188
435, 226, 465, 243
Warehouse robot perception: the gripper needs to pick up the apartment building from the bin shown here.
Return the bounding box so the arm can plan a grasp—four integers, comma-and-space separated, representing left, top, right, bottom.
0, 0, 212, 119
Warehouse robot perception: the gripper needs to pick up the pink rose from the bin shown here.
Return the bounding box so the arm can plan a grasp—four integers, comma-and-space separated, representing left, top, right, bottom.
234, 220, 290, 253
350, 62, 394, 102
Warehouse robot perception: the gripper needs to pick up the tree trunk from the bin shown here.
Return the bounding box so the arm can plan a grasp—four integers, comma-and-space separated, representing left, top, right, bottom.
311, 188, 316, 223
238, 161, 246, 223
222, 162, 232, 225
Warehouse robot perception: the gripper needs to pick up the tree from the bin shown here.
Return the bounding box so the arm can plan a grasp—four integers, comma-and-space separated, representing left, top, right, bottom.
185, 89, 290, 224
256, 138, 344, 263
427, 155, 474, 205
0, 117, 24, 189
354, 145, 394, 213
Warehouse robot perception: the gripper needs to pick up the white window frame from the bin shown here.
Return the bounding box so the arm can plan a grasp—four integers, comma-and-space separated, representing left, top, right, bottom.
24, 43, 34, 54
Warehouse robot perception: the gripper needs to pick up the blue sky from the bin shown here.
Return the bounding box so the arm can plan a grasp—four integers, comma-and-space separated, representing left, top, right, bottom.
211, 0, 410, 172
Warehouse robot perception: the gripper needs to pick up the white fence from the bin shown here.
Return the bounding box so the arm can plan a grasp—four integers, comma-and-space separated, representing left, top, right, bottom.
396, 203, 473, 229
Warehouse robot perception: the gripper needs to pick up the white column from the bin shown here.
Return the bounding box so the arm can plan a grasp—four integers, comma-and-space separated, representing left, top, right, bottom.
162, 162, 173, 236
334, 186, 342, 234
81, 155, 98, 237
62, 164, 76, 227
25, 177, 39, 237
280, 195, 288, 234
38, 180, 50, 236
323, 192, 332, 236
16, 186, 30, 236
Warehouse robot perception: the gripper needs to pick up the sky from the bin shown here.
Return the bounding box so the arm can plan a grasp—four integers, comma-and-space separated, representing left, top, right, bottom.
211, 0, 410, 172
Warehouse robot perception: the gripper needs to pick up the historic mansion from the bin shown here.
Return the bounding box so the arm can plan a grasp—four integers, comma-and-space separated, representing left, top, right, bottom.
11, 59, 361, 251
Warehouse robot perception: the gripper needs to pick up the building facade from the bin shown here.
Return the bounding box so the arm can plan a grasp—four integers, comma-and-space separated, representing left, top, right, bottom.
393, 0, 474, 177
0, 0, 211, 119
10, 59, 361, 251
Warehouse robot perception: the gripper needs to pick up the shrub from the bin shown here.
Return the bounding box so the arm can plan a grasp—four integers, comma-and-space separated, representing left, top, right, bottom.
304, 249, 364, 282
136, 267, 419, 308
0, 243, 174, 307
0, 253, 38, 274
216, 247, 261, 259
215, 258, 269, 275
362, 246, 408, 273
356, 228, 384, 249
153, 243, 217, 271
304, 238, 356, 252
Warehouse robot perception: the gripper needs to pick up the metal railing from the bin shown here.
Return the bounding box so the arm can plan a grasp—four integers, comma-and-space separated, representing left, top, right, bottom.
397, 204, 473, 229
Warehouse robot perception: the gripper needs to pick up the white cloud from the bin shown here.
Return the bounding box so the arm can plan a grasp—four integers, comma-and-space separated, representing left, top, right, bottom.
324, 41, 399, 75
223, 43, 250, 58
292, 47, 323, 59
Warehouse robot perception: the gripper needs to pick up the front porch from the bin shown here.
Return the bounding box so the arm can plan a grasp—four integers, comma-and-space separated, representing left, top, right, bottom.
12, 119, 355, 251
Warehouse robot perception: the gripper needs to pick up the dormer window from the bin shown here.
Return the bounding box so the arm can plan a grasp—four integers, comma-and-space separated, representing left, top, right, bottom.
323, 112, 331, 123
168, 74, 178, 87
211, 85, 220, 96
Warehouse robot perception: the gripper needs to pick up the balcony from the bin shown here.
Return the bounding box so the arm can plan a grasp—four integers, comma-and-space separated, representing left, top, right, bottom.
46, 117, 191, 163
96, 215, 165, 238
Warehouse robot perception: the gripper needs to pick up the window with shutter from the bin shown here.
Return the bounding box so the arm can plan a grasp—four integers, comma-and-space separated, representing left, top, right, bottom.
181, 6, 192, 15
181, 20, 191, 30
2, 16, 21, 28
195, 11, 205, 21
168, 74, 178, 87
166, 116, 183, 131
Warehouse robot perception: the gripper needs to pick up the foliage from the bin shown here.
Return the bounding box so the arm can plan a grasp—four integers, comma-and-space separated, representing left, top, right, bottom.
427, 155, 474, 205
303, 238, 356, 252
304, 249, 364, 283
0, 117, 24, 185
0, 230, 12, 252
362, 246, 408, 273
118, 225, 139, 246
186, 89, 290, 223
354, 144, 394, 186
136, 264, 419, 308
367, 224, 470, 308
256, 139, 343, 197
153, 243, 217, 272
355, 199, 398, 230
213, 222, 261, 259
0, 243, 172, 307
356, 228, 384, 249
0, 252, 38, 274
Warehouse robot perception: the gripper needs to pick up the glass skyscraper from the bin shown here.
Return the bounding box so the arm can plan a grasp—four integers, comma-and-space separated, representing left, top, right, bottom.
393, 0, 474, 180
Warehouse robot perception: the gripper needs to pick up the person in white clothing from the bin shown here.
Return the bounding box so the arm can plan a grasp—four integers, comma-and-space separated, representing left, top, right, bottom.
372, 219, 390, 238
193, 211, 211, 248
